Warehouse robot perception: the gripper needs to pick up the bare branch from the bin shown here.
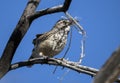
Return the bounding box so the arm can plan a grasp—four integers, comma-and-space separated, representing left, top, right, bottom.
10, 57, 98, 77
29, 5, 63, 20
0, 0, 40, 79
94, 47, 120, 83
9, 57, 120, 82
63, 0, 72, 12
29, 0, 72, 20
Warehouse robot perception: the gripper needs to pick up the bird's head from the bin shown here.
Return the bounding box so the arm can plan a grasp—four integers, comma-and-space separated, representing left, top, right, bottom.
53, 19, 75, 30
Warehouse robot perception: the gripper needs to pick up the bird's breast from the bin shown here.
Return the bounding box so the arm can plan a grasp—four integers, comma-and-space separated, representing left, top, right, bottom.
39, 28, 70, 57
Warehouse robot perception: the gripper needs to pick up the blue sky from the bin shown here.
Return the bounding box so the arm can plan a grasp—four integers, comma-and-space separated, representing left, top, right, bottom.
0, 0, 120, 83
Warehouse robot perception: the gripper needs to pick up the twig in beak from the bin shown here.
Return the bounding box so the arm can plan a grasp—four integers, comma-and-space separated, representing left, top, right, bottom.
65, 12, 86, 36
64, 12, 86, 64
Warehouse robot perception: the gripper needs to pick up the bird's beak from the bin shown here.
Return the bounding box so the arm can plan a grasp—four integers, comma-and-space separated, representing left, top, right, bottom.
68, 19, 79, 26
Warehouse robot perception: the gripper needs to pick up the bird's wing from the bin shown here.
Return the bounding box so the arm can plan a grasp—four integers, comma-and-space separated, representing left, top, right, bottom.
36, 34, 43, 38
33, 29, 58, 46
32, 34, 43, 45
32, 31, 53, 44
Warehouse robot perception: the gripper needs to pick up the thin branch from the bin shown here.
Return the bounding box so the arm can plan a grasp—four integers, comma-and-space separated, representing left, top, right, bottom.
29, 0, 72, 20
63, 0, 72, 12
63, 27, 72, 58
29, 5, 63, 20
10, 57, 120, 82
10, 57, 98, 77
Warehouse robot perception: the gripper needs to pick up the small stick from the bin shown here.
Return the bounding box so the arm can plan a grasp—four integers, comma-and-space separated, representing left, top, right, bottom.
63, 27, 72, 58
65, 12, 86, 64
65, 12, 86, 36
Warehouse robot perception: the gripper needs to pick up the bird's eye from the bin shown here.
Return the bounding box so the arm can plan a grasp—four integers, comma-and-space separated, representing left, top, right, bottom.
57, 20, 69, 26
58, 21, 62, 24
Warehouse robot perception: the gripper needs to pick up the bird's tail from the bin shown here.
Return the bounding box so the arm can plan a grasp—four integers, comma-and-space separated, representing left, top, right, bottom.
27, 52, 45, 67
27, 54, 35, 68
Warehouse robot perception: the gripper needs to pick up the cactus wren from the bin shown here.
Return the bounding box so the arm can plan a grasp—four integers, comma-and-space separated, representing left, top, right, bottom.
29, 19, 74, 60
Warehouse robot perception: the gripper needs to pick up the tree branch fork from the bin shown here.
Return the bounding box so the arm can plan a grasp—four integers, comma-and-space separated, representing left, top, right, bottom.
0, 0, 72, 79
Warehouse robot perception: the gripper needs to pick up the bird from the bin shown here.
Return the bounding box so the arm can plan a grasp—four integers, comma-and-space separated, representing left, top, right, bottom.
28, 19, 74, 63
